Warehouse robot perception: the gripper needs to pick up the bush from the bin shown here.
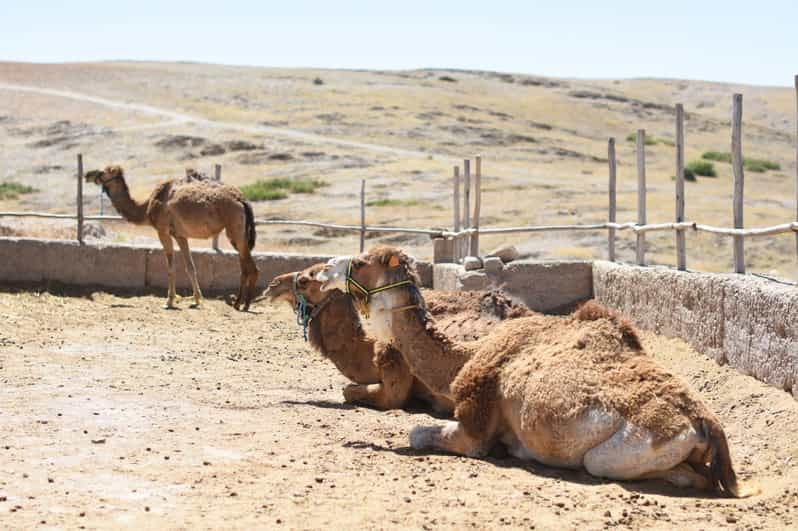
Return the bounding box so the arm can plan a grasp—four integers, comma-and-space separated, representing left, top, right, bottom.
744, 158, 780, 172
0, 182, 37, 200
438, 75, 457, 83
313, 77, 324, 86
702, 151, 780, 172
686, 160, 717, 177
625, 132, 659, 146
240, 178, 327, 201
672, 167, 697, 182
701, 151, 732, 163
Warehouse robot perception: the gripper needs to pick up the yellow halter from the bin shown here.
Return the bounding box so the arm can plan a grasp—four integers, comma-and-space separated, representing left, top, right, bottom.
344, 258, 415, 318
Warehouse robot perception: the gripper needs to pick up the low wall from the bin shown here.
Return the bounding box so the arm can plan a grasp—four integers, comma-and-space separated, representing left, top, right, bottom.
1, 237, 796, 398
433, 260, 593, 313
0, 238, 432, 292
593, 261, 798, 399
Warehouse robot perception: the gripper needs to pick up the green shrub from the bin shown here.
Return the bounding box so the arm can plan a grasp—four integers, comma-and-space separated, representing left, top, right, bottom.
702, 151, 780, 172
672, 167, 697, 182
701, 151, 732, 163
0, 182, 37, 200
686, 160, 717, 177
625, 132, 659, 146
240, 178, 327, 201
744, 158, 780, 172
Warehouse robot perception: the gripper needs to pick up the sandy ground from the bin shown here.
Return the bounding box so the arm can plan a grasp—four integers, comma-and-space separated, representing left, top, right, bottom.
2, 62, 797, 280
1, 287, 797, 530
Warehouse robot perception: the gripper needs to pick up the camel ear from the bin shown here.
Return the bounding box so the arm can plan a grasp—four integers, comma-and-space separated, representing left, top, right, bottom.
388, 255, 401, 268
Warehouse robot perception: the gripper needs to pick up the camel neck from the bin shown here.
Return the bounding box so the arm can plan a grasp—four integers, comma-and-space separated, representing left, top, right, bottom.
390, 308, 473, 399
104, 179, 149, 224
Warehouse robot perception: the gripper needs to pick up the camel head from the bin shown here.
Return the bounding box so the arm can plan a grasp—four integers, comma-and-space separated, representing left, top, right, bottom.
318, 245, 420, 319
85, 165, 125, 188
263, 263, 329, 306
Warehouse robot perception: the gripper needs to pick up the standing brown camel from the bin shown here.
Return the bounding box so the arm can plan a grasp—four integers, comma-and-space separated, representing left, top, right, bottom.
317, 246, 758, 497
264, 263, 529, 412
84, 165, 258, 310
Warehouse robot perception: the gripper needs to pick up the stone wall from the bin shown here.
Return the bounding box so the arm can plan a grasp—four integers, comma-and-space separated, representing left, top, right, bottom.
433, 260, 593, 313
0, 238, 432, 292
593, 261, 798, 399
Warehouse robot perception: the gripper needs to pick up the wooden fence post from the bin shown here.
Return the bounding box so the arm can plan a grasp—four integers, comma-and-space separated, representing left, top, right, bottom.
77, 153, 84, 244
453, 165, 461, 261
675, 104, 687, 271
794, 75, 798, 277
212, 164, 222, 251
463, 159, 471, 258
608, 138, 616, 262
732, 94, 745, 274
360, 179, 366, 253
636, 130, 647, 266
470, 155, 482, 257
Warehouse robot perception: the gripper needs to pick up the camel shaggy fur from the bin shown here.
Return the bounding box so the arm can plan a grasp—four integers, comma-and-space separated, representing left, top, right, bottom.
264, 263, 529, 413
85, 166, 259, 310
317, 246, 757, 497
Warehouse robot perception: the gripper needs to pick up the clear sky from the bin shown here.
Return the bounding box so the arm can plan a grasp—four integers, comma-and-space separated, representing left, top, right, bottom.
2, 0, 796, 86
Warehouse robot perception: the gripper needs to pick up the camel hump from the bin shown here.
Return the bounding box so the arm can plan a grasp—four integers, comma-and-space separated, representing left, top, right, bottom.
573, 301, 642, 351
702, 419, 760, 498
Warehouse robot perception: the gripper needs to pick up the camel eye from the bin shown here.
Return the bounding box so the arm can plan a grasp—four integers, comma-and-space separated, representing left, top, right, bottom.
297, 276, 309, 287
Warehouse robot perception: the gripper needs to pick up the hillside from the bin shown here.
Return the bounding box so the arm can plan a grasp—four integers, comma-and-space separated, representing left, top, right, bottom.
1, 61, 795, 277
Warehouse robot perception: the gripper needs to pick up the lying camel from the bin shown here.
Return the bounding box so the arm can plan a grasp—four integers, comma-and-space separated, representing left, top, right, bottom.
317, 246, 757, 497
85, 166, 258, 310
264, 263, 529, 413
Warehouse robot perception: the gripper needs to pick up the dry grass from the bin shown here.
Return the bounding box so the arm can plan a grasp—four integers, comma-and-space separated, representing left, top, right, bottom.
1, 61, 796, 279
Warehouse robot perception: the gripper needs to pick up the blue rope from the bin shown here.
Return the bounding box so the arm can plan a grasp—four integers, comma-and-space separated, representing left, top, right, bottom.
295, 295, 310, 342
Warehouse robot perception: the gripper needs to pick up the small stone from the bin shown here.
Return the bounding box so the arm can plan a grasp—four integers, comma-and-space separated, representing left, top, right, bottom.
726, 515, 738, 523
604, 510, 611, 518
483, 256, 504, 274
463, 256, 483, 271
487, 244, 520, 263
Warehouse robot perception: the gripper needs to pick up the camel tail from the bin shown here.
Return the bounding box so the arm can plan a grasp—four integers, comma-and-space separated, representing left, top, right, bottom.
704, 419, 759, 498
241, 200, 256, 251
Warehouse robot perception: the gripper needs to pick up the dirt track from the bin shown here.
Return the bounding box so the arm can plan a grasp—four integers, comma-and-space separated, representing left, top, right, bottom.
1, 287, 797, 530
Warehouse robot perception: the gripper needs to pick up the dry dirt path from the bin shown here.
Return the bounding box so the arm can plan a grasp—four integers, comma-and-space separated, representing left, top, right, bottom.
0, 83, 451, 162
1, 288, 797, 530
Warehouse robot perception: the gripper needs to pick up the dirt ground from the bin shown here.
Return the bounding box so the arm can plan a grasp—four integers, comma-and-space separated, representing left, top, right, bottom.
1, 286, 798, 530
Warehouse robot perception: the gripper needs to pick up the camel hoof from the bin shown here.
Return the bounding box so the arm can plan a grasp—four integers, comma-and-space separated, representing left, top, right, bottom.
190, 299, 203, 309
409, 425, 441, 450
343, 384, 366, 403
163, 303, 177, 310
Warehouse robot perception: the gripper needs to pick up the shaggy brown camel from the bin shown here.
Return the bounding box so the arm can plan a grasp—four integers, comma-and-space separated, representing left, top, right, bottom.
317, 246, 758, 497
85, 165, 259, 310
264, 263, 529, 412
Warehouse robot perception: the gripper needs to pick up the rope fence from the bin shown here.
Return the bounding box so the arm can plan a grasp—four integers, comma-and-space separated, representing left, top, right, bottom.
1, 75, 797, 281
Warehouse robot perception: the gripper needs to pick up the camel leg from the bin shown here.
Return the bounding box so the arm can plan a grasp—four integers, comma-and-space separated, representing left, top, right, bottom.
343, 345, 414, 410
157, 231, 177, 309
175, 236, 203, 307
634, 462, 712, 490
409, 420, 495, 458
238, 249, 259, 312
